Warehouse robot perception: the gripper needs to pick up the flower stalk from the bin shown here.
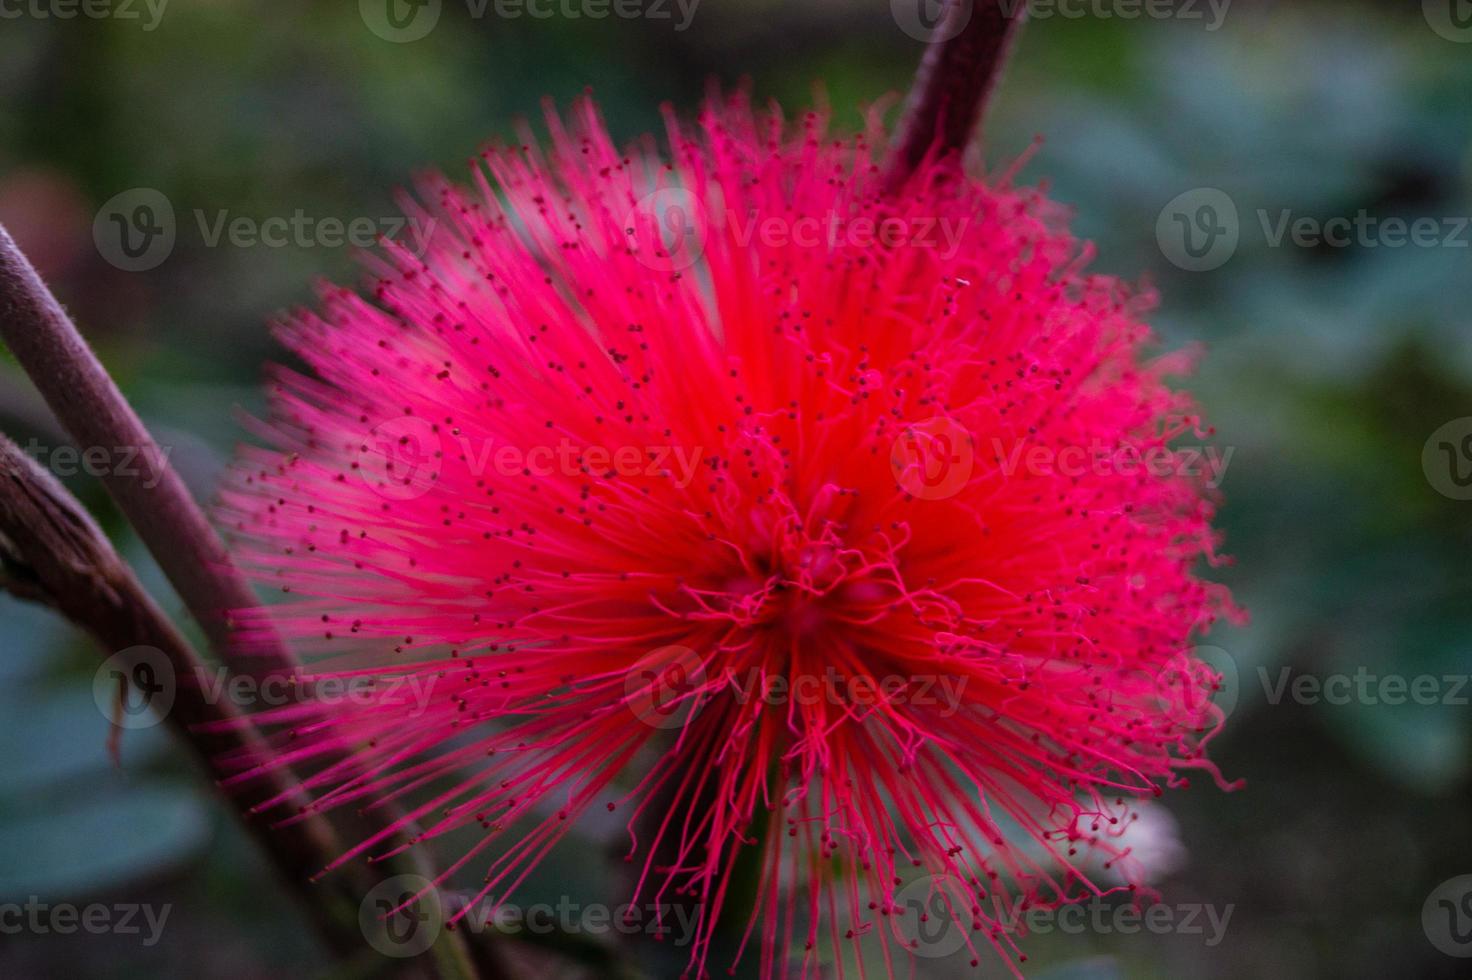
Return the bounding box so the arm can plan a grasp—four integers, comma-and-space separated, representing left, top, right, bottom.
886, 0, 1027, 188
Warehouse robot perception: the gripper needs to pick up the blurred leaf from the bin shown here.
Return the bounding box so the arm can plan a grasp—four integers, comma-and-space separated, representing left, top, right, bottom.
1033, 957, 1125, 980
0, 686, 165, 797
0, 594, 70, 684
0, 786, 211, 899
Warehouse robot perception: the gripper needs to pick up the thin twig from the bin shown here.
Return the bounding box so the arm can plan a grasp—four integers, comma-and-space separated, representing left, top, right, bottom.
0, 435, 365, 955
0, 223, 287, 678
0, 223, 498, 979
885, 0, 1027, 189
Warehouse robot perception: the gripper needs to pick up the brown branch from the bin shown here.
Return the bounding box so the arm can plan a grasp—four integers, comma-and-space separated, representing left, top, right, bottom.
0, 434, 365, 955
0, 224, 499, 979
885, 0, 1027, 189
0, 223, 288, 678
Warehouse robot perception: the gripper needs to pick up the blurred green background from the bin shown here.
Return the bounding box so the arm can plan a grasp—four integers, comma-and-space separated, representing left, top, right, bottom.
1, 1, 1470, 977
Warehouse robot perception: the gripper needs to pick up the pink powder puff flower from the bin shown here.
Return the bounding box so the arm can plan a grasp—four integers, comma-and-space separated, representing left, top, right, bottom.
219, 91, 1241, 977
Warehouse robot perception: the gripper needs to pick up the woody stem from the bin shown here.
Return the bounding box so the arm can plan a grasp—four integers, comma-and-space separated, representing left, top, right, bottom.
0, 224, 495, 980
886, 0, 1027, 188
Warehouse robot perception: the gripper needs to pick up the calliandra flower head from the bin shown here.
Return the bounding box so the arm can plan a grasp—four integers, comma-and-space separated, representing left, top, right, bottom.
219, 91, 1241, 977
